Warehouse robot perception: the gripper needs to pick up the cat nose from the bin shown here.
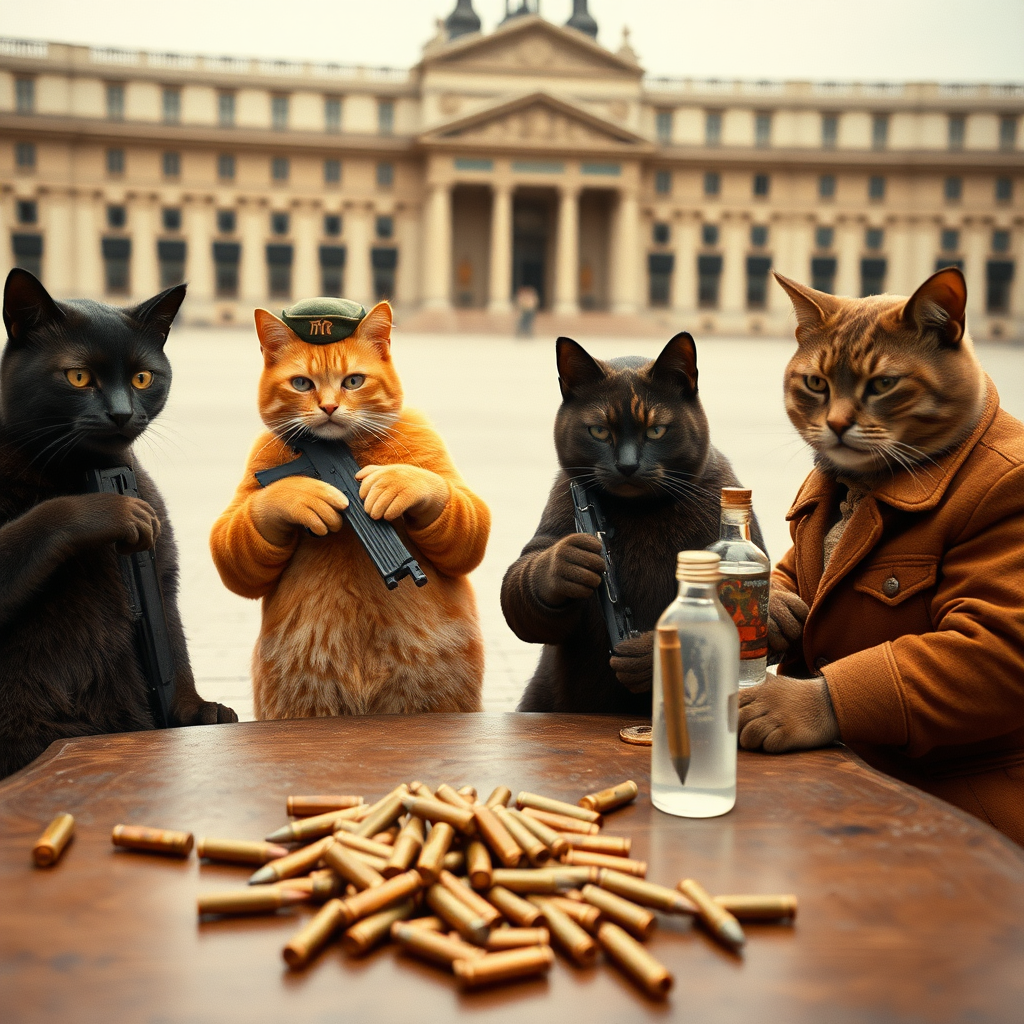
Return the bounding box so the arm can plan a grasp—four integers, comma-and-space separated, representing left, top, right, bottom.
320, 404, 338, 416
108, 411, 133, 428
616, 460, 639, 476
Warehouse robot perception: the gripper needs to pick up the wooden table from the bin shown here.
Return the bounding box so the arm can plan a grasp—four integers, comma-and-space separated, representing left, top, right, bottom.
2, 714, 1023, 1023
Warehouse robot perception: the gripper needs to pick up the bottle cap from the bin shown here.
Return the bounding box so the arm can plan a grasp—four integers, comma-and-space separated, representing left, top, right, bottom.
676, 550, 721, 583
721, 488, 752, 509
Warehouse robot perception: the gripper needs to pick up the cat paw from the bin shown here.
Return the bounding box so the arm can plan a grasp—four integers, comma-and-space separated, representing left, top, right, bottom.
69, 492, 161, 553
355, 464, 449, 528
610, 631, 654, 693
178, 701, 238, 726
536, 533, 606, 605
768, 588, 809, 653
251, 476, 348, 545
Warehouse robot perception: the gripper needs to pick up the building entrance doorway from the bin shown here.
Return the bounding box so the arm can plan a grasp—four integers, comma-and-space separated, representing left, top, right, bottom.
512, 193, 554, 309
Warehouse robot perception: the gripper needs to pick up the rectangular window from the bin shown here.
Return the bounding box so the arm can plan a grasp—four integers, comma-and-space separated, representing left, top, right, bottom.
818, 174, 836, 199
325, 96, 342, 132
861, 257, 887, 296
11, 233, 43, 278
999, 116, 1018, 152
162, 208, 181, 232
871, 114, 888, 150
811, 256, 837, 293
865, 227, 884, 250
995, 177, 1013, 203
940, 228, 960, 252
948, 114, 966, 151
648, 253, 674, 307
652, 222, 670, 245
17, 199, 38, 225
992, 230, 1010, 253
944, 176, 962, 202
213, 241, 240, 298
271, 212, 290, 236
378, 100, 395, 136
218, 92, 235, 127
216, 209, 236, 234
162, 88, 180, 124
271, 156, 289, 181
750, 225, 768, 247
821, 113, 838, 149
986, 260, 1014, 314
815, 226, 834, 250
324, 159, 341, 184
697, 254, 722, 308
271, 95, 289, 130
106, 84, 125, 121
266, 243, 293, 299
324, 214, 342, 236
157, 239, 186, 289
319, 244, 346, 296
371, 246, 397, 300
376, 161, 394, 188
868, 175, 886, 200
15, 142, 36, 169
107, 204, 127, 229
705, 111, 722, 147
218, 154, 235, 181
107, 148, 125, 175
703, 171, 720, 197
15, 78, 35, 114
375, 215, 394, 240
654, 169, 672, 195
102, 236, 131, 295
655, 110, 673, 144
754, 112, 771, 148
701, 223, 719, 246
746, 255, 772, 309
753, 173, 770, 197
162, 152, 181, 178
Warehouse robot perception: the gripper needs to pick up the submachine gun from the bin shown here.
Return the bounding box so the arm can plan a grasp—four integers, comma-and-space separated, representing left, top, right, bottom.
569, 478, 640, 653
255, 435, 428, 591
86, 466, 176, 728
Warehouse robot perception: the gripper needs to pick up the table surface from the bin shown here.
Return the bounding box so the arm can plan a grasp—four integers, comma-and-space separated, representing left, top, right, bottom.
2, 714, 1023, 1024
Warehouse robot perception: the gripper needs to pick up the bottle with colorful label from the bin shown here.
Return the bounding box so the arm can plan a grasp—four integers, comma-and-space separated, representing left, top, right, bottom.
707, 488, 770, 687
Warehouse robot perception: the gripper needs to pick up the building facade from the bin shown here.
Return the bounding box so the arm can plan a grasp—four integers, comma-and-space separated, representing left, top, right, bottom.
1, 7, 1023, 337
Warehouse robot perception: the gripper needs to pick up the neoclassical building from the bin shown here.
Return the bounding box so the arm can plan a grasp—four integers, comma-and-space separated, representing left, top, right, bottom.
1, 1, 1022, 337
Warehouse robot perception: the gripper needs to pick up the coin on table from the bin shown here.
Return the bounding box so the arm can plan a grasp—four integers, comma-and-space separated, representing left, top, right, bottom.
619, 724, 652, 746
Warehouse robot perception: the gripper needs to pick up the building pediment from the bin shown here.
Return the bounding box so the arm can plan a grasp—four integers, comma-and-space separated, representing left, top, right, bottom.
419, 92, 650, 155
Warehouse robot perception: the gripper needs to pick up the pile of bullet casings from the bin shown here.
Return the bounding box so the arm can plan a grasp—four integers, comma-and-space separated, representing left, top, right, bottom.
32, 781, 796, 999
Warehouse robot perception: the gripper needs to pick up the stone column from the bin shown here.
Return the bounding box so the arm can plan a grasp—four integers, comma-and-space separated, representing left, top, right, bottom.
672, 214, 697, 313
292, 202, 319, 299
345, 202, 373, 306
835, 217, 861, 298
131, 195, 159, 301
422, 181, 452, 310
888, 218, 914, 296
554, 186, 579, 315
239, 199, 266, 303
720, 216, 746, 315
74, 192, 103, 298
610, 188, 640, 314
962, 219, 988, 330
184, 196, 214, 305
1011, 224, 1024, 336
781, 217, 812, 312
45, 191, 75, 297
488, 183, 513, 313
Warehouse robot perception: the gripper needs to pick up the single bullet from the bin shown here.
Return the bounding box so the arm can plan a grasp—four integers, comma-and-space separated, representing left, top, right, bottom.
484, 786, 512, 809
511, 810, 570, 859
406, 915, 445, 932
544, 895, 602, 930
341, 900, 415, 956
516, 792, 602, 825
527, 898, 598, 967
370, 828, 398, 846
457, 786, 478, 802
354, 790, 408, 839
485, 885, 542, 926
324, 840, 385, 891
266, 805, 365, 844
308, 868, 344, 901
112, 824, 193, 857
556, 832, 631, 856
678, 878, 746, 950
438, 870, 502, 926
598, 869, 697, 914
466, 840, 493, 890
489, 869, 559, 894
435, 783, 474, 810
407, 781, 433, 798
494, 807, 551, 867
273, 877, 315, 896
426, 883, 492, 946
548, 867, 601, 888
473, 805, 522, 868
564, 850, 647, 877
578, 780, 639, 814
335, 870, 423, 928
520, 808, 599, 835
198, 887, 309, 916
442, 850, 466, 873
383, 816, 424, 878
452, 945, 554, 988
32, 813, 74, 867
332, 831, 394, 860
416, 822, 455, 885
391, 922, 487, 968
287, 795, 363, 818
713, 894, 798, 921
196, 838, 290, 865
248, 836, 333, 885
597, 921, 673, 998
658, 626, 691, 785
581, 884, 656, 940
402, 795, 476, 835
485, 927, 551, 950
282, 898, 346, 968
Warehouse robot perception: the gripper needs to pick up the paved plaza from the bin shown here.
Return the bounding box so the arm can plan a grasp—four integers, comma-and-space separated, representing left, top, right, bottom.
150, 326, 1024, 721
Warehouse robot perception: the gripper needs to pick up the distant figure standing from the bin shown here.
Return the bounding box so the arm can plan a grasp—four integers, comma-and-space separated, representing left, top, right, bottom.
515, 284, 539, 339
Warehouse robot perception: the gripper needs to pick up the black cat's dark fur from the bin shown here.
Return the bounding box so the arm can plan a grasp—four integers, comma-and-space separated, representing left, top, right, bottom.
502, 333, 766, 714
0, 269, 236, 779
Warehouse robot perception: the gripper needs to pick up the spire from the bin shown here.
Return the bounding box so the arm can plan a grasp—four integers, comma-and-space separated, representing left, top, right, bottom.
565, 0, 598, 38
445, 0, 481, 40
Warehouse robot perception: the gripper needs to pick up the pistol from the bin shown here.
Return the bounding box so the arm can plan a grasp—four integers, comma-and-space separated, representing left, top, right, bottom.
569, 478, 639, 652
85, 466, 176, 728
255, 435, 428, 591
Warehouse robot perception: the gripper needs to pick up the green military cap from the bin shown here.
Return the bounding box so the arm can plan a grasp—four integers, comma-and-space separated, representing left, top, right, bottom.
280, 297, 367, 343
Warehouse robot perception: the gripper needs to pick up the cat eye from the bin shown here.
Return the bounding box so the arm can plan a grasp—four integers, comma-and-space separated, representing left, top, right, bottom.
66, 368, 92, 388
131, 371, 153, 390
804, 375, 829, 394
646, 425, 667, 440
291, 377, 315, 392
342, 374, 365, 390
867, 376, 899, 396
588, 425, 611, 441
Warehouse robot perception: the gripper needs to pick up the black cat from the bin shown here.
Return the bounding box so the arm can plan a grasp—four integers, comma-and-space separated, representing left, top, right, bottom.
0, 269, 236, 779
502, 333, 766, 714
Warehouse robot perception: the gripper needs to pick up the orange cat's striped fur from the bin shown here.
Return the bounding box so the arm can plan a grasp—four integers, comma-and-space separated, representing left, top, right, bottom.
210, 302, 489, 718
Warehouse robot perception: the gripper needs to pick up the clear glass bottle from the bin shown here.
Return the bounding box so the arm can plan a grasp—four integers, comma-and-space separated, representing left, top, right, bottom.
651, 550, 739, 819
708, 487, 771, 688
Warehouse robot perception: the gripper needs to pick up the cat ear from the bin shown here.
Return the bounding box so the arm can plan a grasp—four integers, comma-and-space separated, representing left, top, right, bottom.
253, 308, 299, 365
3, 267, 63, 343
774, 272, 837, 343
650, 332, 698, 393
556, 337, 604, 399
129, 283, 186, 344
357, 301, 393, 353
902, 266, 967, 347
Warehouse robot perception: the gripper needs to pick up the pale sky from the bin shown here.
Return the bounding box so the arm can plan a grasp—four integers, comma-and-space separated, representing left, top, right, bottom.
1, 0, 1022, 83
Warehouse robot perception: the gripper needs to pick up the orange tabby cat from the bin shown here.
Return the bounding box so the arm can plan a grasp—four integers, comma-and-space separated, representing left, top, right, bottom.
210, 302, 489, 718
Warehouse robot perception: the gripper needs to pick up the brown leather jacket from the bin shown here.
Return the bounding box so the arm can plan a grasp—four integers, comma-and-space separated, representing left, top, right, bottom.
774, 379, 1024, 844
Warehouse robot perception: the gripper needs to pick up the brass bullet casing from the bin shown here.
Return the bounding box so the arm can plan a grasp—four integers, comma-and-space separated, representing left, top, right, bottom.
354, 789, 409, 839
565, 850, 647, 877
714, 894, 798, 921
485, 885, 542, 926
112, 824, 193, 857
308, 868, 344, 901
466, 840, 493, 890
383, 816, 424, 878
407, 915, 445, 932
677, 878, 746, 950
556, 832, 631, 857
335, 870, 423, 928
457, 786, 478, 802
489, 869, 559, 894
545, 895, 602, 931
197, 838, 290, 865
426, 884, 492, 946
282, 898, 346, 968
494, 807, 551, 867
597, 921, 673, 999
407, 780, 432, 798
473, 805, 522, 868
516, 792, 602, 825
323, 839, 386, 891
248, 836, 333, 885
333, 831, 394, 861
581, 884, 656, 940
598, 869, 697, 914
435, 783, 474, 810
391, 922, 487, 968
520, 808, 600, 835
548, 867, 601, 888
416, 822, 455, 885
370, 829, 398, 846
198, 887, 309, 916
32, 813, 74, 867
442, 850, 466, 873
578, 781, 639, 814
529, 897, 598, 967
485, 927, 551, 950
452, 946, 554, 989
267, 805, 365, 843
273, 877, 315, 896
512, 810, 570, 859
402, 795, 476, 835
348, 849, 389, 873
484, 786, 512, 810
438, 869, 502, 927
341, 900, 415, 956
287, 795, 363, 818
